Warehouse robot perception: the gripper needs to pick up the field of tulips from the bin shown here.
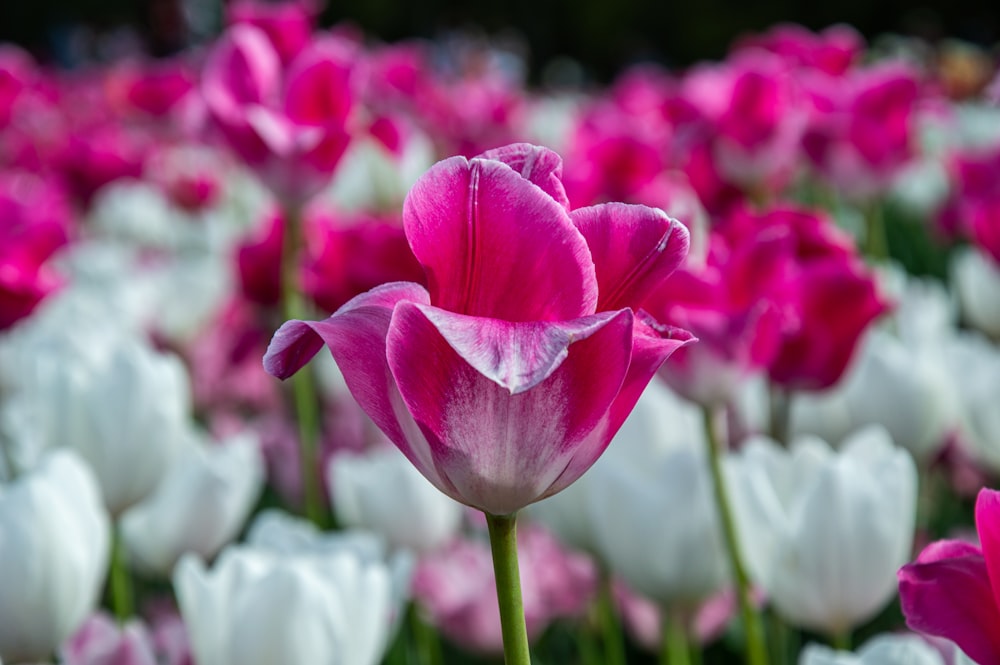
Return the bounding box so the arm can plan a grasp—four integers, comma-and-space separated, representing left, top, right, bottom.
3, 3, 1000, 664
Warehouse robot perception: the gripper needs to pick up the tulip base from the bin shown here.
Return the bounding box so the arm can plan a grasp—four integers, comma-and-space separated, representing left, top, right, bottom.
486, 512, 531, 665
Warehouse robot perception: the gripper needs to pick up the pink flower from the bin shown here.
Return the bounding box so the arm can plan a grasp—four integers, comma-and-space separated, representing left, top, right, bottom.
62, 613, 157, 665
733, 23, 864, 76
802, 62, 921, 200
898, 487, 1000, 665
264, 143, 693, 516
412, 522, 597, 654
937, 146, 1000, 264
201, 24, 354, 206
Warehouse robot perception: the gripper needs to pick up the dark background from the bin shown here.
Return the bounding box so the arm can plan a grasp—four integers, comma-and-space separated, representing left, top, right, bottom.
2, 0, 998, 80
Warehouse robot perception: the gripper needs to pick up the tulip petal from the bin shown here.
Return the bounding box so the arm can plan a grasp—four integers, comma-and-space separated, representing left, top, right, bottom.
202, 25, 281, 119
283, 38, 353, 126
477, 143, 571, 210
572, 203, 690, 312
403, 156, 598, 321
976, 488, 1000, 611
898, 554, 1000, 665
386, 303, 633, 515
262, 282, 450, 491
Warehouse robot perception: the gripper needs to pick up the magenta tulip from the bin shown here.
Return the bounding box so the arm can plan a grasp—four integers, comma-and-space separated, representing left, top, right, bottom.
898, 487, 1000, 665
201, 24, 354, 207
264, 143, 693, 516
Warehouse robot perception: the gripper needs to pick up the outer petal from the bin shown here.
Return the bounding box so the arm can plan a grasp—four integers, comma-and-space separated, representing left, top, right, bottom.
262, 282, 448, 491
976, 488, 1000, 611
477, 143, 571, 210
403, 156, 598, 321
899, 554, 1000, 665
386, 303, 633, 515
572, 203, 690, 312
283, 36, 353, 128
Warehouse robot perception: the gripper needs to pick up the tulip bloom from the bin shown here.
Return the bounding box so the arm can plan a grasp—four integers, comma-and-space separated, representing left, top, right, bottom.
202, 24, 354, 206
265, 143, 693, 516
899, 488, 1000, 665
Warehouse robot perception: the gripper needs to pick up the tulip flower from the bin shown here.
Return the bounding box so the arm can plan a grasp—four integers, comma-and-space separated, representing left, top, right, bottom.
727, 426, 917, 638
202, 24, 354, 207
799, 633, 955, 665
953, 247, 1000, 340
264, 142, 692, 516
121, 432, 265, 576
898, 488, 1000, 665
0, 450, 110, 664
62, 613, 158, 665
265, 142, 692, 663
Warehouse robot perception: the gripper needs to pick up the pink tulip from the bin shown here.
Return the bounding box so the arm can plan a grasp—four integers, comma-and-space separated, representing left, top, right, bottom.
733, 23, 864, 76
737, 206, 888, 390
227, 0, 318, 65
62, 613, 157, 665
202, 24, 354, 206
937, 146, 1000, 265
898, 487, 1000, 665
264, 143, 693, 516
802, 62, 921, 200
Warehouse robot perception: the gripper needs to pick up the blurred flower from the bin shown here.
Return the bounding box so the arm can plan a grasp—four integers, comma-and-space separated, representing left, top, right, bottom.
412, 522, 597, 654
943, 332, 1000, 474
799, 633, 952, 665
1, 323, 190, 515
227, 0, 318, 65
328, 444, 464, 554
0, 450, 110, 664
62, 612, 157, 665
264, 143, 693, 516
202, 24, 354, 207
734, 23, 863, 76
121, 432, 264, 576
952, 246, 1000, 340
176, 510, 411, 665
899, 487, 1000, 665
727, 427, 917, 636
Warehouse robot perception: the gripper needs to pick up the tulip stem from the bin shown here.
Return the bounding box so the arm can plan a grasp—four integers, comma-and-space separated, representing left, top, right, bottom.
768, 384, 791, 446
598, 573, 627, 665
280, 205, 325, 528
109, 525, 134, 622
831, 631, 851, 652
863, 200, 888, 261
661, 610, 690, 665
702, 406, 769, 665
412, 603, 444, 665
486, 512, 531, 665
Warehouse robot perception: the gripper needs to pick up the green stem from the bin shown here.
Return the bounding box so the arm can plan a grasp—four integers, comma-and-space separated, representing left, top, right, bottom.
831, 631, 852, 652
768, 384, 791, 446
597, 573, 627, 665
577, 616, 603, 665
702, 406, 769, 665
280, 206, 325, 528
109, 525, 134, 622
412, 603, 444, 665
486, 512, 531, 665
863, 200, 888, 261
661, 610, 691, 665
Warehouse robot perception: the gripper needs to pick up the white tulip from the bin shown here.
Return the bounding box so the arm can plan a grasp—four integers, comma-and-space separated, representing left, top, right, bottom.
727, 427, 917, 636
121, 432, 264, 576
0, 450, 110, 663
328, 445, 463, 554
175, 510, 412, 665
2, 328, 190, 515
944, 331, 1000, 472
953, 246, 1000, 340
799, 633, 948, 665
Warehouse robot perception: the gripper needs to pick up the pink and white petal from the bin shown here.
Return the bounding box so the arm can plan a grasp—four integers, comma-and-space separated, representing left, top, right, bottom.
246, 106, 296, 157
283, 38, 353, 126
916, 539, 983, 564
898, 555, 1000, 665
975, 488, 1000, 612
403, 156, 598, 322
386, 303, 633, 515
477, 143, 571, 210
262, 282, 450, 491
572, 203, 690, 312
202, 25, 281, 118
